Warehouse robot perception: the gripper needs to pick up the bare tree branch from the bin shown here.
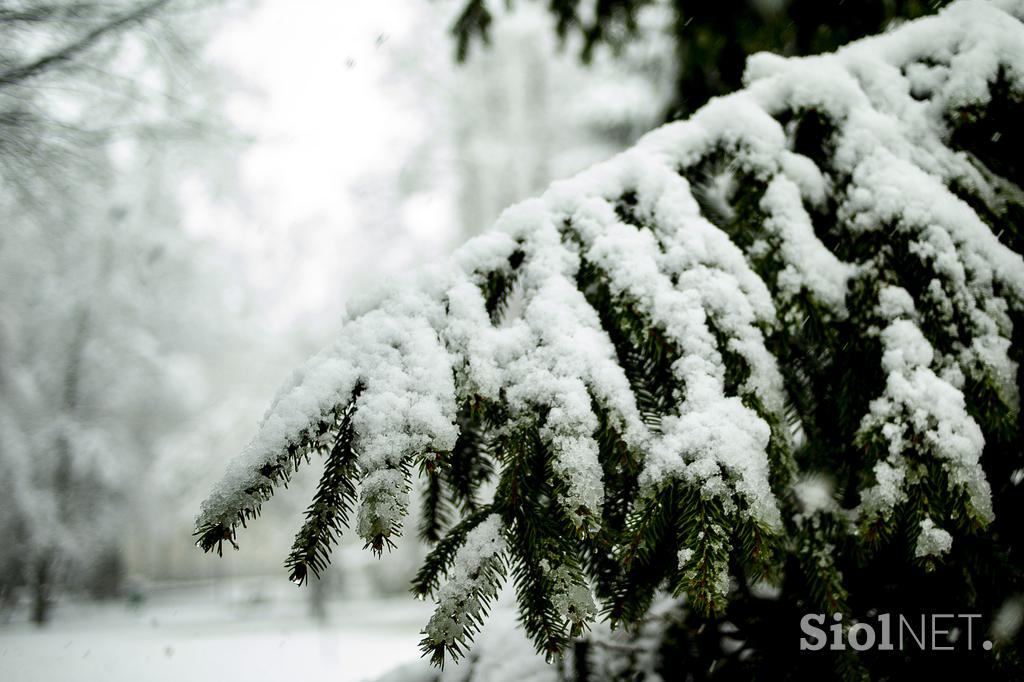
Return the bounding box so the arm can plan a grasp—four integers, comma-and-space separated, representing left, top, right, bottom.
0, 3, 100, 25
0, 0, 173, 88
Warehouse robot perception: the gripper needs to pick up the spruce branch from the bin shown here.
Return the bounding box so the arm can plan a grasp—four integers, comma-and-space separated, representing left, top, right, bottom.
284, 392, 362, 585
412, 505, 496, 599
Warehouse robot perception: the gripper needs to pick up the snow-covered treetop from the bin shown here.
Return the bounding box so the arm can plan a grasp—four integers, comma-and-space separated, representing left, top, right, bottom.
197, 0, 1024, 666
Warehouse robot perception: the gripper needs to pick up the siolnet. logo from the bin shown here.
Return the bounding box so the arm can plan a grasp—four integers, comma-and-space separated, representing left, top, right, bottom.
800, 612, 992, 652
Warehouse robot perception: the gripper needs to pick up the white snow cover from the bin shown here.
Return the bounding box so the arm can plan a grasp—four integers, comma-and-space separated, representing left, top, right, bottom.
858, 291, 994, 523
197, 290, 460, 542
423, 514, 507, 650
793, 473, 837, 515
198, 0, 1024, 602
546, 561, 598, 627
915, 517, 954, 558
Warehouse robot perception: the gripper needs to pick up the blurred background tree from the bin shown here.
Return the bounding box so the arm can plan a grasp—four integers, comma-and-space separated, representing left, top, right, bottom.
0, 0, 248, 624
449, 0, 950, 118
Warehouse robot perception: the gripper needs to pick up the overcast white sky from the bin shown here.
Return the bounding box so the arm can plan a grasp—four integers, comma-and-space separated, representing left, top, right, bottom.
183, 0, 460, 333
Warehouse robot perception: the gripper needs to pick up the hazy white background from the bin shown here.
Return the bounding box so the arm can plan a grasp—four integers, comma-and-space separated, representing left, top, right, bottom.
0, 0, 673, 679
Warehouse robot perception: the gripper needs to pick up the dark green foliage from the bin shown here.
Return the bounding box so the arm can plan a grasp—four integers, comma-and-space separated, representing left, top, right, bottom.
496, 421, 591, 659
194, 435, 314, 556
194, 388, 384, 565
451, 0, 493, 62
448, 0, 949, 118
418, 459, 454, 544
483, 249, 526, 324
445, 403, 498, 514
611, 483, 688, 623
413, 505, 497, 599
643, 90, 1022, 680
417, 506, 508, 666
285, 393, 362, 584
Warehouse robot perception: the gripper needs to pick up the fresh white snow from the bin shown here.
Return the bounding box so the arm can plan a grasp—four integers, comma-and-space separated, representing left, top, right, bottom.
196, 0, 1024, 655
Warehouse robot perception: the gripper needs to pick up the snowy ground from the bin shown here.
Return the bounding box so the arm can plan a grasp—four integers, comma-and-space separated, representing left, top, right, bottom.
0, 578, 433, 682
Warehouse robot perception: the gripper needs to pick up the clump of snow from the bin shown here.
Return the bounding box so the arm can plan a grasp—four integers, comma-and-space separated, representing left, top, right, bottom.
876, 285, 916, 321
197, 291, 461, 547
793, 473, 836, 515
992, 596, 1024, 644
546, 563, 597, 628
858, 314, 993, 524
914, 518, 953, 558
759, 174, 854, 316
858, 459, 909, 520
640, 398, 781, 528
423, 514, 507, 650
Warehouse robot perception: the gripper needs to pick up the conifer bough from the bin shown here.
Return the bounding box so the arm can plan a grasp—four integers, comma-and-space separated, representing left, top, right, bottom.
196, 1, 1024, 676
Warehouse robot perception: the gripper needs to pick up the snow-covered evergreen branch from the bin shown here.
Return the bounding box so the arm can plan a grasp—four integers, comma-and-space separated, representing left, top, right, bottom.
196, 0, 1024, 671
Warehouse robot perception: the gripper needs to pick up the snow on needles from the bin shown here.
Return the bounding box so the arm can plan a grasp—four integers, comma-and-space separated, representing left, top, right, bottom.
858, 300, 993, 524
423, 514, 506, 651
198, 0, 1024, 636
915, 517, 954, 558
